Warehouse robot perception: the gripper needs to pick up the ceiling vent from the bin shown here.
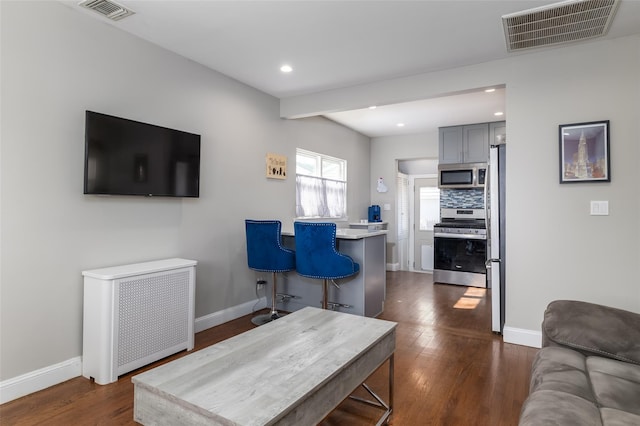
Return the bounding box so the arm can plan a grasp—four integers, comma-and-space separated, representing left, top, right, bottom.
502, 0, 620, 52
79, 0, 135, 21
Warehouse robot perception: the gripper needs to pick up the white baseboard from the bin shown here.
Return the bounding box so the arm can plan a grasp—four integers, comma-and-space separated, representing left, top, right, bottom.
0, 298, 267, 404
194, 297, 266, 333
0, 357, 82, 404
503, 326, 542, 348
386, 262, 400, 271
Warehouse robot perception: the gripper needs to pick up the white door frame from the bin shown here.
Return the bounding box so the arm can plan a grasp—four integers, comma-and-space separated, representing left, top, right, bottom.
408, 173, 438, 273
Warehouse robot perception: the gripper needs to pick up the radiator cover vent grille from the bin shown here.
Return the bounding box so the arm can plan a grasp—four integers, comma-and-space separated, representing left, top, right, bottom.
502, 0, 620, 52
117, 271, 191, 369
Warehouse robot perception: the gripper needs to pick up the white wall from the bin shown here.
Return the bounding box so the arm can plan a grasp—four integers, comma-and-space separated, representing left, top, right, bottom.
287, 36, 640, 336
0, 1, 370, 383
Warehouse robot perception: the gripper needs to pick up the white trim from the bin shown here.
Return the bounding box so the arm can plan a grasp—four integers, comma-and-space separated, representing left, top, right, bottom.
408, 174, 439, 272
194, 297, 266, 333
386, 262, 400, 271
503, 326, 542, 348
0, 357, 82, 404
0, 298, 266, 404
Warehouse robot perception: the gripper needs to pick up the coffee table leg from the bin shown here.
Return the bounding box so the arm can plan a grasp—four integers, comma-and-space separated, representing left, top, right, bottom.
350, 354, 394, 426
389, 353, 394, 422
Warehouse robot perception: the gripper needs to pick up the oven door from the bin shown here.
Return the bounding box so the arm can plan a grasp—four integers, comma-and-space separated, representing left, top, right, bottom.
433, 234, 487, 287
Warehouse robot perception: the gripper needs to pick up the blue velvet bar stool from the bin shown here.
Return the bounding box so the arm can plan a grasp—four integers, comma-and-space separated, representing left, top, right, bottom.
294, 222, 360, 310
245, 220, 295, 325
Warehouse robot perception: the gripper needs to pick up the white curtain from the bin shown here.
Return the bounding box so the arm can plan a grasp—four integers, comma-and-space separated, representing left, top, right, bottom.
296, 175, 346, 218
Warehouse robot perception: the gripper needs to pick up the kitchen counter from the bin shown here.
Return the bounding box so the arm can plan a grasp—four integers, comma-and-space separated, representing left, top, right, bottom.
348, 221, 388, 230
278, 227, 387, 317
282, 227, 387, 239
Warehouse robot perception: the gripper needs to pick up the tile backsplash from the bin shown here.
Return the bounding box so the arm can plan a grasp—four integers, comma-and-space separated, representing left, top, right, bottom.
440, 188, 485, 209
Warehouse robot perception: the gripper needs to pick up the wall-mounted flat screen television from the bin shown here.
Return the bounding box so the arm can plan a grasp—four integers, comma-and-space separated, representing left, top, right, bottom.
84, 111, 201, 197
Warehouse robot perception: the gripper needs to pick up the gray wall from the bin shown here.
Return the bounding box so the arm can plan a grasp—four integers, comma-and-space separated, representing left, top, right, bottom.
370, 131, 439, 266
0, 1, 370, 380
504, 36, 640, 330
348, 37, 640, 333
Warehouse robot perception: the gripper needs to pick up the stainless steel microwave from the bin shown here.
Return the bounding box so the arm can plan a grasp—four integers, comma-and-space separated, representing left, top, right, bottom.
438, 163, 487, 189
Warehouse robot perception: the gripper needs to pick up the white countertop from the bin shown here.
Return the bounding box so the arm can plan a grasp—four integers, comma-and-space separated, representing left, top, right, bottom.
336, 228, 387, 239
282, 228, 387, 239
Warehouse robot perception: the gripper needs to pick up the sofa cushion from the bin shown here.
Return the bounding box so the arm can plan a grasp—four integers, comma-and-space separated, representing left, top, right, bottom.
519, 390, 602, 426
522, 347, 640, 426
529, 346, 594, 402
588, 356, 640, 416
600, 408, 640, 426
542, 300, 640, 365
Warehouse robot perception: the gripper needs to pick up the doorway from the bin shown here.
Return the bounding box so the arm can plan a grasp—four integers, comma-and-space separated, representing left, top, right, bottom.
410, 176, 440, 272
396, 158, 440, 273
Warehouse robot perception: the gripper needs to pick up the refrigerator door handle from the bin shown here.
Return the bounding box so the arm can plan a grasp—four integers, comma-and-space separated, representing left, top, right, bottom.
484, 162, 490, 223
485, 258, 501, 268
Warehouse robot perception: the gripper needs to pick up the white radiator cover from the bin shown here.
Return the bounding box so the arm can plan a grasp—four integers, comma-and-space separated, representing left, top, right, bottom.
82, 258, 197, 385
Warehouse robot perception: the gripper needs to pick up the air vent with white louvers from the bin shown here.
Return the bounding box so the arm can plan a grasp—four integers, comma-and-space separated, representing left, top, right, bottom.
502, 0, 620, 52
79, 0, 135, 21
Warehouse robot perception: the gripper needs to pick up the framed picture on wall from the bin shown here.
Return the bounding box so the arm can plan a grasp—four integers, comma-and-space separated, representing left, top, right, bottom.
266, 152, 287, 179
559, 120, 610, 183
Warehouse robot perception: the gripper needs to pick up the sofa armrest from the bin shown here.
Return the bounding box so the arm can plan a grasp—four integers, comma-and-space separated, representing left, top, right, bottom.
542, 300, 640, 365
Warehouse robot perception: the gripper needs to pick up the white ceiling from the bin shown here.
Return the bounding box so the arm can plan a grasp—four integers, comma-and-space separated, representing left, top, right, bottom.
63, 0, 640, 137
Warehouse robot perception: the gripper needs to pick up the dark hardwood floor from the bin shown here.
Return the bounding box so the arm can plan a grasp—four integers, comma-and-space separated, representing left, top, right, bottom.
0, 271, 537, 425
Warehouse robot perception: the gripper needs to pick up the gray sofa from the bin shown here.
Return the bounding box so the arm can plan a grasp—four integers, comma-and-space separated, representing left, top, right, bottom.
519, 300, 640, 426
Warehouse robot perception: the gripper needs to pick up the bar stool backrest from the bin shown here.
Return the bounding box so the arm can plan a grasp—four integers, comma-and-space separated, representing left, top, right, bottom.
294, 222, 359, 279
245, 220, 295, 273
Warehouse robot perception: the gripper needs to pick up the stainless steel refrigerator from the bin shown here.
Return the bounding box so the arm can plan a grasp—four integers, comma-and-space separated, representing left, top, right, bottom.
486, 143, 506, 334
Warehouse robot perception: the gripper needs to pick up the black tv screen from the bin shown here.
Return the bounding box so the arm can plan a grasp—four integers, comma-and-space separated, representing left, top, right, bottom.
84, 111, 201, 197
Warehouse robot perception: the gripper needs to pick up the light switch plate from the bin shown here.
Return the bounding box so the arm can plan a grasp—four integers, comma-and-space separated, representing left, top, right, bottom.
383, 203, 391, 211
590, 201, 609, 216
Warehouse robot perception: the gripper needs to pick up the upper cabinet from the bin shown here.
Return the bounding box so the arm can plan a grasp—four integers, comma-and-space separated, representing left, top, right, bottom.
438, 126, 464, 163
463, 123, 489, 163
439, 122, 505, 164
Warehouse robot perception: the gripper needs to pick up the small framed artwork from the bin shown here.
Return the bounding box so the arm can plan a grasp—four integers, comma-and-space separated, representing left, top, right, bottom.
266, 152, 287, 179
559, 120, 610, 183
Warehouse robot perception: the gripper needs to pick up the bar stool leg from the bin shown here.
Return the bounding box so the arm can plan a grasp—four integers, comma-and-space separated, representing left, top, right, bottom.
270, 271, 279, 320
322, 278, 329, 310
251, 272, 284, 326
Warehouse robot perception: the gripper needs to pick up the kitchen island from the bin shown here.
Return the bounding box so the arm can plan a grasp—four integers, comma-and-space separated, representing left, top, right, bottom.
278, 228, 387, 317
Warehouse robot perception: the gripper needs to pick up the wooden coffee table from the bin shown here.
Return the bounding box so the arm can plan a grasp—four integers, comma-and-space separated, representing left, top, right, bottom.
132, 307, 396, 425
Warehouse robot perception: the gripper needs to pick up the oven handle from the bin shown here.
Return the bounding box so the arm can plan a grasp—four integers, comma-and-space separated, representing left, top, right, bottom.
434, 232, 486, 240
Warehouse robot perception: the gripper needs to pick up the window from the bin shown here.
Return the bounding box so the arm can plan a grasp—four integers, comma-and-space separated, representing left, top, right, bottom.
296, 149, 347, 218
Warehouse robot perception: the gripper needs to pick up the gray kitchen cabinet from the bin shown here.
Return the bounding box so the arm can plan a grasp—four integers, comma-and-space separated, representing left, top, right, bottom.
439, 126, 464, 163
439, 123, 490, 164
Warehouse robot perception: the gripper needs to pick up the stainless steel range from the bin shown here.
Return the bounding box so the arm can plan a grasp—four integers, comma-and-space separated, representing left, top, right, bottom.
433, 208, 487, 288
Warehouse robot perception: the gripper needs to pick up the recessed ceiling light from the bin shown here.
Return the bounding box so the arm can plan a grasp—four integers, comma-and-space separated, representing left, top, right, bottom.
369, 106, 377, 110
494, 111, 504, 116
280, 65, 293, 73
397, 123, 405, 127
485, 88, 496, 93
